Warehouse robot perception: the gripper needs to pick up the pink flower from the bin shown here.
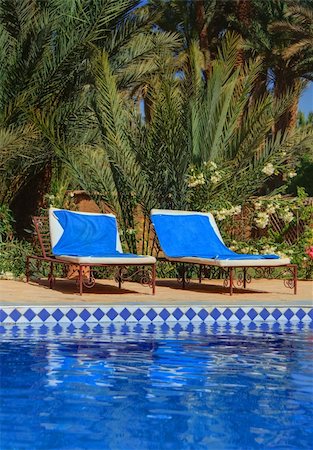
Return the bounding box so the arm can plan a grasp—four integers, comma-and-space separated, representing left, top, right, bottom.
306, 246, 313, 259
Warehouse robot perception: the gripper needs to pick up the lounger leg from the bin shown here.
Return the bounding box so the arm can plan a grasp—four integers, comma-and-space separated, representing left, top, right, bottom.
243, 268, 247, 289
117, 267, 122, 289
182, 263, 186, 289
199, 265, 202, 284
293, 265, 297, 295
26, 256, 30, 283
152, 264, 156, 295
229, 267, 234, 296
79, 265, 83, 296
48, 262, 54, 289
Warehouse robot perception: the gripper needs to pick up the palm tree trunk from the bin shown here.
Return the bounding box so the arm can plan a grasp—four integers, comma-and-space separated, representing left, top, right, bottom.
235, 0, 252, 68
250, 69, 268, 105
10, 162, 52, 238
194, 0, 210, 74
274, 69, 300, 134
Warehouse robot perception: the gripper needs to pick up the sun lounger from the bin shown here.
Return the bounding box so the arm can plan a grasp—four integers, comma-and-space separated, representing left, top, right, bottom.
26, 208, 156, 295
151, 209, 297, 295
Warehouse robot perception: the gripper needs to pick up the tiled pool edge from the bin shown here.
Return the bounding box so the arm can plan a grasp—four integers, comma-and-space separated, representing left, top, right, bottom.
0, 305, 312, 324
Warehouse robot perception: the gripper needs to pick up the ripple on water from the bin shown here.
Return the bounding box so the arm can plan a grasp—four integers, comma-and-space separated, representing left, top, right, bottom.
0, 325, 312, 450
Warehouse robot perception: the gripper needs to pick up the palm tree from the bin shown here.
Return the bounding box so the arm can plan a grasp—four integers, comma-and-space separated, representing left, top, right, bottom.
231, 0, 313, 134
45, 34, 313, 253
0, 0, 180, 233
270, 3, 313, 133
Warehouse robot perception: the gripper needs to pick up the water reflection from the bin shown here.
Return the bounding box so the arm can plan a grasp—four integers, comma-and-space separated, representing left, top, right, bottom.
0, 324, 312, 449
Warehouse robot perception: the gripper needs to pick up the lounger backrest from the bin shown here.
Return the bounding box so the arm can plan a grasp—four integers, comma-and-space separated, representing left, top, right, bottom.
49, 208, 123, 257
151, 209, 225, 258
32, 216, 51, 258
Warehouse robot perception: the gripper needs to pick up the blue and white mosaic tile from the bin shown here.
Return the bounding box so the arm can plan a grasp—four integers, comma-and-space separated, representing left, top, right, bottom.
0, 305, 312, 324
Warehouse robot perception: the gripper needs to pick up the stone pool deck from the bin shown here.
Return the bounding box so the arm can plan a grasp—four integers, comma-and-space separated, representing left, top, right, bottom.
0, 278, 312, 307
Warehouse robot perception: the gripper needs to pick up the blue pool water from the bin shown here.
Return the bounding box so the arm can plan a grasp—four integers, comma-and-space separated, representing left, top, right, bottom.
0, 323, 312, 449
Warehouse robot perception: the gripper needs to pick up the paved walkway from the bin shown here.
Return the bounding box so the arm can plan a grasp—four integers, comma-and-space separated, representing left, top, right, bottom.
0, 278, 312, 307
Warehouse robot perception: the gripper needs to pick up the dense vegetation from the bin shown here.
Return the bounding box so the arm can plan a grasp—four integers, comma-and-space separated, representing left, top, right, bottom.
0, 0, 312, 278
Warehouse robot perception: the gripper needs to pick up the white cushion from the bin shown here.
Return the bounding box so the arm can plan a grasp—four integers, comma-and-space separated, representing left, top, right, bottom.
58, 255, 156, 265
166, 256, 290, 267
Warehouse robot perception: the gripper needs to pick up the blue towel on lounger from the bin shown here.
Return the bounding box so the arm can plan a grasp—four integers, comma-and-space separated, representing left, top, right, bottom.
52, 210, 143, 258
151, 213, 279, 260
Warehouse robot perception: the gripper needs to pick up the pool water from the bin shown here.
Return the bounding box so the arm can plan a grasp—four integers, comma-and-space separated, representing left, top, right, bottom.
0, 323, 312, 449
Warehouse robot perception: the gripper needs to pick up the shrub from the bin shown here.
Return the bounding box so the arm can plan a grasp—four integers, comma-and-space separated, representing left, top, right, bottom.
0, 240, 33, 278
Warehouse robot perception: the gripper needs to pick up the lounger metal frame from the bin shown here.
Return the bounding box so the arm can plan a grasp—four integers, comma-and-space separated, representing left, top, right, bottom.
153, 250, 297, 296
26, 216, 156, 295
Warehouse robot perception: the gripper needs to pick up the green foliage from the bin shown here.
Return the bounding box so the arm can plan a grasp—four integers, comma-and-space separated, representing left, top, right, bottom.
0, 204, 14, 242
0, 239, 33, 278
0, 204, 33, 277
228, 238, 313, 280
42, 32, 312, 255
0, 0, 312, 278
216, 194, 313, 279
0, 0, 181, 206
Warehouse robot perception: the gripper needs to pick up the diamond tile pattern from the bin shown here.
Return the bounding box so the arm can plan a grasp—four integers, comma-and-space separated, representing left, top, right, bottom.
66, 309, 78, 321
38, 309, 50, 322
120, 308, 131, 320
173, 308, 184, 320
0, 306, 312, 324
260, 308, 270, 320
296, 309, 305, 320
93, 308, 105, 320
186, 308, 196, 320
159, 309, 170, 320
223, 308, 233, 320
247, 308, 258, 320
146, 309, 157, 321
10, 309, 21, 321
107, 308, 118, 320
272, 309, 282, 320
235, 308, 245, 320
80, 309, 91, 321
24, 309, 36, 321
0, 310, 8, 322
133, 308, 144, 321
198, 309, 209, 320
284, 308, 294, 320
211, 308, 221, 320
52, 309, 64, 321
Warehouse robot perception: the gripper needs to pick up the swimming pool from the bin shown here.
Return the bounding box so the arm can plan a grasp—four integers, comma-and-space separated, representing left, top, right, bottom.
1, 322, 312, 449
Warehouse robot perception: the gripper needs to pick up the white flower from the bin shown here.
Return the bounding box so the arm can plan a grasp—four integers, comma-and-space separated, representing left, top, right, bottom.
278, 207, 294, 223
210, 171, 222, 184
277, 251, 287, 259
188, 173, 205, 188
262, 163, 275, 176
205, 161, 217, 170
266, 203, 276, 215
254, 211, 269, 229
215, 209, 227, 221
254, 201, 263, 210
230, 205, 242, 215
262, 245, 277, 254
282, 211, 294, 223
288, 171, 297, 178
